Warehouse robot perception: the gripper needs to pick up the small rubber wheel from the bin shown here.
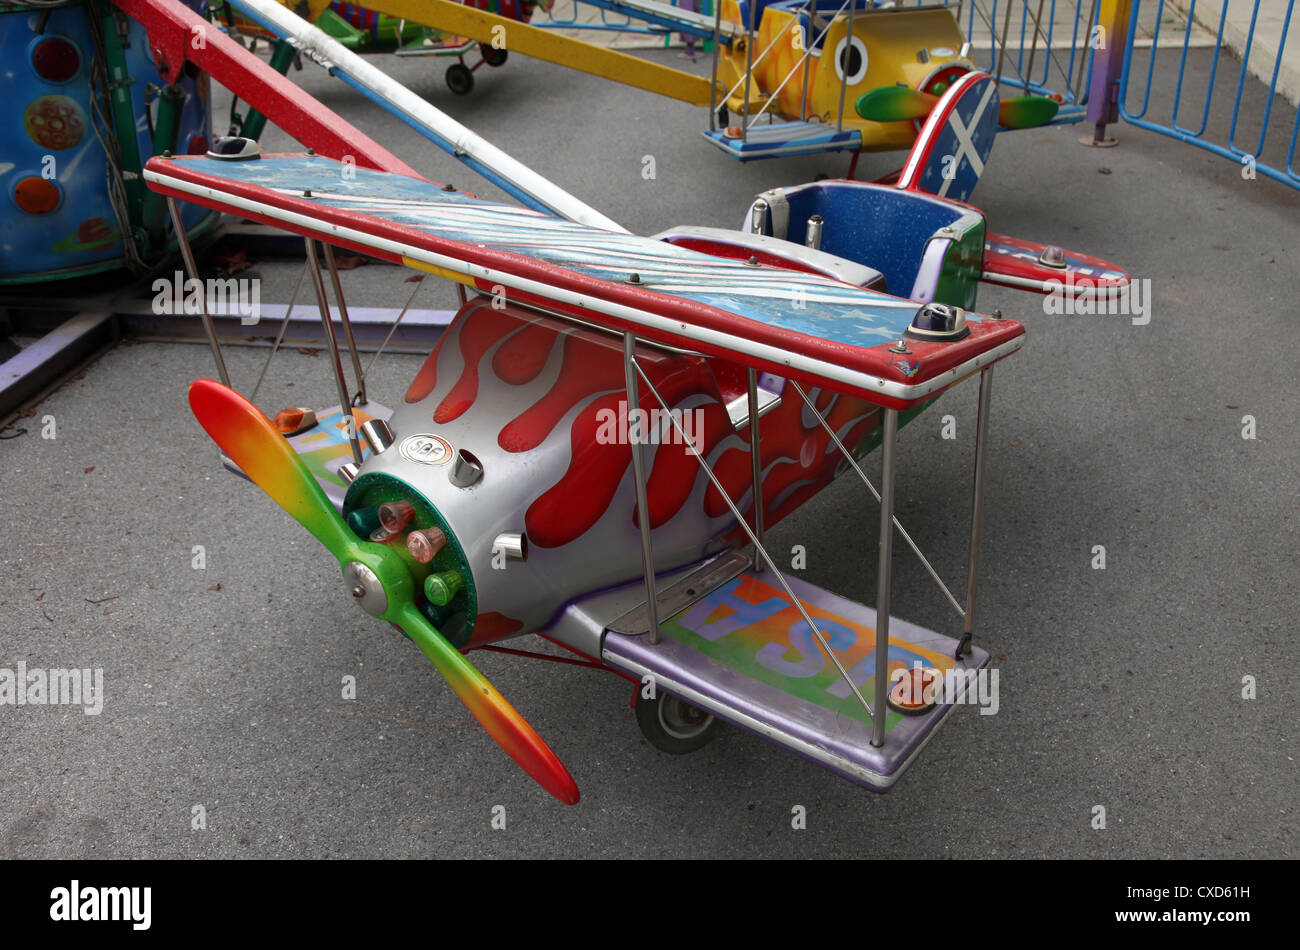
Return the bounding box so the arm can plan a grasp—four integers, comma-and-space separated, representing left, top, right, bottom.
446, 62, 474, 95
480, 44, 508, 67
635, 690, 720, 754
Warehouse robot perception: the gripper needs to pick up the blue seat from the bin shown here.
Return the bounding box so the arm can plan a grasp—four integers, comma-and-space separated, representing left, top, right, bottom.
750, 181, 987, 308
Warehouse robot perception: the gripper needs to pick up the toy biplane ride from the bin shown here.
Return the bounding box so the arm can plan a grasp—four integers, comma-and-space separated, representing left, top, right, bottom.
144, 6, 1124, 800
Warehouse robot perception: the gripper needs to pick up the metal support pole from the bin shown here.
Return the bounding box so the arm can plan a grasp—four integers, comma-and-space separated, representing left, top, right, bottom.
960, 366, 995, 658
635, 361, 876, 720
1075, 0, 1101, 101
1024, 0, 1046, 91
789, 380, 964, 618
741, 0, 757, 143
746, 368, 764, 572
167, 196, 230, 388
871, 407, 898, 748
836, 0, 858, 133
799, 0, 812, 120
141, 83, 187, 246
708, 0, 722, 130
238, 38, 297, 141
624, 332, 660, 643
995, 0, 1013, 87
364, 275, 426, 380
250, 262, 309, 404
304, 239, 362, 466
321, 243, 366, 405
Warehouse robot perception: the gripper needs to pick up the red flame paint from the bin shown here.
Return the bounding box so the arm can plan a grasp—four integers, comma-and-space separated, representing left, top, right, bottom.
435, 306, 530, 423
406, 299, 886, 555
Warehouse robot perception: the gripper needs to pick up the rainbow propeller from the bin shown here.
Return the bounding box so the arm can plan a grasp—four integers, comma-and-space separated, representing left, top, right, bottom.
189, 379, 580, 805
855, 85, 1059, 129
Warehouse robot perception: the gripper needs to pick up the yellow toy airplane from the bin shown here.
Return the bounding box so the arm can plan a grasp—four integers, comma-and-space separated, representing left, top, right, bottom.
704, 0, 1069, 161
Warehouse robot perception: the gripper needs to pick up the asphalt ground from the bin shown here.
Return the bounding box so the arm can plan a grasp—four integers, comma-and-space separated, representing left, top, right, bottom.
0, 45, 1296, 859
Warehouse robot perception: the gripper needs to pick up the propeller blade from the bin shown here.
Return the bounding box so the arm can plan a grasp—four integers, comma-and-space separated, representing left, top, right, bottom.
998, 96, 1060, 129
397, 604, 580, 805
855, 85, 937, 122
857, 85, 1059, 131
189, 378, 356, 556
187, 379, 580, 804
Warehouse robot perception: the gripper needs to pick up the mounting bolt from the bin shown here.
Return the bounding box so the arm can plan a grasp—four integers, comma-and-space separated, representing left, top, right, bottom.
627, 273, 641, 284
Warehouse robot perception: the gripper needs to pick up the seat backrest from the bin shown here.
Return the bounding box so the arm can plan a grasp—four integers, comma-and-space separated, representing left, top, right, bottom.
752, 181, 983, 304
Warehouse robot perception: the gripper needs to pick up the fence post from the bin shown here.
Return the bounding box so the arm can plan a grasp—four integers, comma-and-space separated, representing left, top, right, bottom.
1083, 0, 1133, 146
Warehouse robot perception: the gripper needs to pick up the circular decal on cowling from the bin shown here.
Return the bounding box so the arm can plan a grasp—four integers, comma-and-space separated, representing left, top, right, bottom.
399, 433, 452, 465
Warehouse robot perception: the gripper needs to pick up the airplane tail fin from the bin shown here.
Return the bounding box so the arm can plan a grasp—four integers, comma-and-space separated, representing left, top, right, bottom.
862, 71, 1060, 203
892, 71, 1001, 204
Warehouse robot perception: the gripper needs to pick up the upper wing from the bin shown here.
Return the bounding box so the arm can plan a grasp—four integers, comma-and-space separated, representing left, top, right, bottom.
144, 153, 1024, 410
